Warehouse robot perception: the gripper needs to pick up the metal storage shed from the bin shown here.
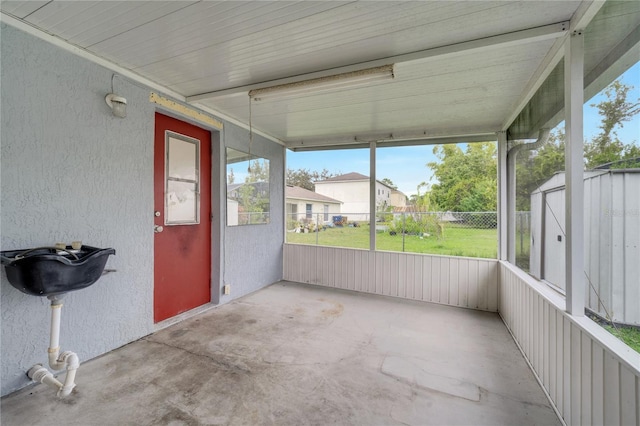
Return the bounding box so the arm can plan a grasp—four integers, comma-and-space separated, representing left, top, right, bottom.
530, 169, 640, 325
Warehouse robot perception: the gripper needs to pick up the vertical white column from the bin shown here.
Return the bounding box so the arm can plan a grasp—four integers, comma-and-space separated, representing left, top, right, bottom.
370, 141, 376, 252
497, 131, 508, 261
506, 143, 517, 264
564, 31, 585, 316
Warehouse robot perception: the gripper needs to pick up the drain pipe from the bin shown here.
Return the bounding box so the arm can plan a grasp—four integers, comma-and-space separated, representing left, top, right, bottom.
27, 297, 80, 397
506, 128, 551, 263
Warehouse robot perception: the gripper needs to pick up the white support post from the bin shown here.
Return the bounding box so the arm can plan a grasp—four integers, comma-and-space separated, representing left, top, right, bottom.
370, 141, 377, 252
506, 143, 517, 265
497, 131, 508, 261
564, 31, 585, 316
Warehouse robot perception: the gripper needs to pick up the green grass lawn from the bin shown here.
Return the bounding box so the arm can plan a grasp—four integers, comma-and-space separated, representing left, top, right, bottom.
605, 325, 640, 353
287, 223, 497, 259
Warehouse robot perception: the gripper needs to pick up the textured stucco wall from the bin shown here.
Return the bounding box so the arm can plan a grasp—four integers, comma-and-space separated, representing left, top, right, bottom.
220, 123, 284, 303
0, 23, 156, 396
0, 24, 284, 396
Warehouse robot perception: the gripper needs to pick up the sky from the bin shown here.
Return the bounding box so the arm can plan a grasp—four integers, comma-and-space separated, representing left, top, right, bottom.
287, 62, 640, 198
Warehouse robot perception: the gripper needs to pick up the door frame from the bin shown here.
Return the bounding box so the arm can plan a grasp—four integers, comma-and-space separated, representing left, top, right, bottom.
153, 109, 223, 323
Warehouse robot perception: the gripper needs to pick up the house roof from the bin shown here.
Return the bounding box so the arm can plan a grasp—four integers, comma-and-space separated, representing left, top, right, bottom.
315, 172, 397, 190
315, 172, 369, 183
2, 1, 636, 149
285, 186, 341, 204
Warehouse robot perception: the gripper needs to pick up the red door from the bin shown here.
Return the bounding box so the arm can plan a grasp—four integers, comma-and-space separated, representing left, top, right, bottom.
154, 113, 212, 323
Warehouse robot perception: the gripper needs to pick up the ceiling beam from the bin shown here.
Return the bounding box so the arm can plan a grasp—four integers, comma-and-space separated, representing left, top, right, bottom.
570, 0, 606, 32
187, 21, 569, 103
287, 133, 497, 152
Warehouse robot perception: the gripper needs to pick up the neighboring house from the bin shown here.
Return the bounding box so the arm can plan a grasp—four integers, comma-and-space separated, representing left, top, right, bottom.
530, 169, 640, 326
314, 172, 395, 221
285, 185, 342, 226
390, 189, 408, 207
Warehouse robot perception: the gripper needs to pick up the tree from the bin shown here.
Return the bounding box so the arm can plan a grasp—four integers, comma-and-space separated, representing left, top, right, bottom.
515, 129, 565, 210
246, 159, 269, 183
515, 80, 640, 210
286, 168, 337, 190
380, 178, 397, 189
427, 142, 497, 212
584, 80, 640, 169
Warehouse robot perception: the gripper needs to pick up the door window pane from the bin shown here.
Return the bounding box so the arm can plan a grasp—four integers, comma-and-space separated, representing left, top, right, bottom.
168, 136, 197, 180
165, 132, 200, 225
167, 181, 198, 223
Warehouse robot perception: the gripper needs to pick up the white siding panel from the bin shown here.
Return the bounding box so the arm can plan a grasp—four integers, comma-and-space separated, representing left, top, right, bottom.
404, 254, 414, 299
592, 343, 604, 426
620, 365, 638, 426
422, 255, 431, 302
284, 244, 498, 312
347, 249, 356, 291
449, 257, 460, 307
603, 353, 620, 426
610, 176, 626, 321
623, 174, 640, 324
440, 257, 450, 305
543, 301, 550, 392
580, 332, 592, 426
498, 261, 640, 426
549, 306, 558, 403
570, 323, 582, 425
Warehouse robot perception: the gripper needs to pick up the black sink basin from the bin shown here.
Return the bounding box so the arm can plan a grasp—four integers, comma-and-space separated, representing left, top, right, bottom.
1, 246, 115, 296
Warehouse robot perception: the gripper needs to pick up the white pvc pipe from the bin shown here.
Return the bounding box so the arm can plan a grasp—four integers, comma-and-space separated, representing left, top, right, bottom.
48, 303, 64, 371
27, 365, 63, 389
57, 351, 79, 397
28, 300, 80, 397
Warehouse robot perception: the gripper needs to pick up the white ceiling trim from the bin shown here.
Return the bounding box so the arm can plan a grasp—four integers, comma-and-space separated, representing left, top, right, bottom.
187, 21, 569, 102
0, 12, 286, 147
0, 13, 186, 101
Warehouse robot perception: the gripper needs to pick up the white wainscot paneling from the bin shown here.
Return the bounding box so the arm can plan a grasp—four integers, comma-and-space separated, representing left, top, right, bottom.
284, 244, 498, 312
499, 261, 640, 426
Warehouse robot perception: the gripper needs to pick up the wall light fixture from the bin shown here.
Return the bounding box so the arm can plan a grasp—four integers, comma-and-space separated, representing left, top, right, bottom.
105, 93, 127, 118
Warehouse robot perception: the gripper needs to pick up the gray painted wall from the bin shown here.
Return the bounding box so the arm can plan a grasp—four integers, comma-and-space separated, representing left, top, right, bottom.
0, 24, 283, 396
221, 124, 285, 303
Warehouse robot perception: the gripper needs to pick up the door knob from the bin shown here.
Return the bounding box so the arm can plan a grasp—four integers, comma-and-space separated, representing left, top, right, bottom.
154, 225, 164, 233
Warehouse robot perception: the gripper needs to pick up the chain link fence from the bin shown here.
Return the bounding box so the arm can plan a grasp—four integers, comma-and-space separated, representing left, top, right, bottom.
286, 211, 499, 258
376, 211, 497, 234
286, 212, 370, 233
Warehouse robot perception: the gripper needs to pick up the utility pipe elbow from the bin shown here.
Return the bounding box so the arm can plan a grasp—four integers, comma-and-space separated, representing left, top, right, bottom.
27, 365, 63, 390
58, 351, 80, 397
59, 351, 80, 369
48, 347, 64, 371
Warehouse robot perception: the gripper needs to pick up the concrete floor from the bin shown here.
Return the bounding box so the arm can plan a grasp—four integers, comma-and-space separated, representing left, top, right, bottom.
2, 281, 560, 425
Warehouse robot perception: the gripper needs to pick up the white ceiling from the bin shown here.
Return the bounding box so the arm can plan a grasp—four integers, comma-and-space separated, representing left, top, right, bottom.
2, 1, 635, 148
